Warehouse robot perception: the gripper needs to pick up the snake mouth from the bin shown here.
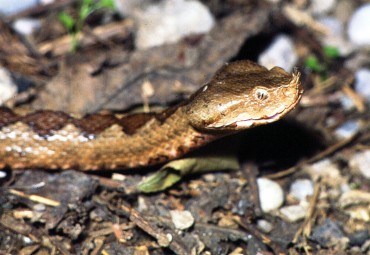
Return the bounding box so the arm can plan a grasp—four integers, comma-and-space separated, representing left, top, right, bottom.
233, 111, 285, 128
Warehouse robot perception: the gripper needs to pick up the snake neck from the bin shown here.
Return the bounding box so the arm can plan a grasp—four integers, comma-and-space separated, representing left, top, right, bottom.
0, 107, 216, 170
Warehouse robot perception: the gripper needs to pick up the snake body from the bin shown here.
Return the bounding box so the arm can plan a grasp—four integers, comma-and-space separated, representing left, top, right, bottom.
0, 61, 303, 171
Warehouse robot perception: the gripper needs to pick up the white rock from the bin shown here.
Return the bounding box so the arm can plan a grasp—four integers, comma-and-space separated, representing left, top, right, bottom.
318, 17, 354, 56
338, 189, 370, 208
349, 150, 370, 179
305, 159, 345, 187
33, 203, 46, 212
338, 92, 355, 110
354, 68, 370, 103
137, 196, 149, 212
13, 18, 41, 35
114, 0, 147, 16
169, 210, 194, 230
340, 183, 351, 194
257, 219, 273, 233
0, 68, 17, 104
0, 0, 38, 16
347, 4, 370, 45
265, 0, 281, 3
310, 0, 336, 15
258, 35, 297, 71
132, 0, 214, 49
279, 203, 309, 222
289, 179, 314, 201
0, 171, 6, 179
334, 120, 361, 139
338, 190, 370, 222
22, 236, 33, 244
319, 17, 342, 37
257, 178, 284, 213
39, 0, 54, 4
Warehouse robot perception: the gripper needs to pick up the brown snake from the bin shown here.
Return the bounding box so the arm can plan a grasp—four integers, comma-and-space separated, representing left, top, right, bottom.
0, 61, 303, 171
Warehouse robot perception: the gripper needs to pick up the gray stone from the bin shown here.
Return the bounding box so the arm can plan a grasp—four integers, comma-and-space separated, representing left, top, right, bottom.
347, 4, 370, 45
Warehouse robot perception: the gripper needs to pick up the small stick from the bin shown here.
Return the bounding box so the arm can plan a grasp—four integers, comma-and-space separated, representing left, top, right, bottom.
242, 162, 263, 217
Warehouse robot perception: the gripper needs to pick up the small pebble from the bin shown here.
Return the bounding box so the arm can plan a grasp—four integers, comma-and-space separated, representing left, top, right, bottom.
289, 179, 314, 201
319, 16, 342, 38
265, 0, 281, 3
33, 203, 46, 212
354, 68, 370, 103
114, 0, 146, 15
305, 159, 344, 187
349, 150, 370, 179
257, 219, 273, 233
347, 4, 370, 45
279, 203, 308, 222
202, 173, 216, 182
334, 120, 361, 139
12, 18, 41, 35
338, 190, 370, 208
349, 230, 369, 247
338, 190, 370, 222
258, 35, 297, 71
340, 183, 351, 193
137, 196, 149, 212
169, 210, 194, 230
129, 0, 215, 49
257, 178, 284, 213
311, 219, 349, 249
0, 171, 6, 179
22, 236, 33, 245
361, 239, 370, 253
40, 0, 54, 4
0, 0, 38, 16
0, 67, 17, 104
338, 92, 355, 110
310, 0, 335, 15
112, 173, 126, 181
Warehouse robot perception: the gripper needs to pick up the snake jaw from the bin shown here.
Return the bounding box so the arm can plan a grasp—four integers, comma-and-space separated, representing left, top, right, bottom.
234, 112, 284, 128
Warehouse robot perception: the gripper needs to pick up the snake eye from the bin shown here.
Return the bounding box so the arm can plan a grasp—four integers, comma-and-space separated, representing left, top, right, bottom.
255, 88, 269, 101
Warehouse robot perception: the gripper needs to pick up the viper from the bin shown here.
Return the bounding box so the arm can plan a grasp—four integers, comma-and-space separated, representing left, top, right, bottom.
0, 60, 303, 171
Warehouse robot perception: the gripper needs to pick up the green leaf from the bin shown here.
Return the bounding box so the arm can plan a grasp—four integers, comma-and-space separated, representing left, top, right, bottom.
138, 155, 240, 193
305, 56, 324, 72
82, 0, 93, 6
58, 12, 75, 31
96, 0, 115, 9
79, 4, 92, 21
324, 46, 340, 59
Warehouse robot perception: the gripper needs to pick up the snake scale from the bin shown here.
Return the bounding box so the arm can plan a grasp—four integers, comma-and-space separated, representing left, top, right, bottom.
0, 60, 303, 171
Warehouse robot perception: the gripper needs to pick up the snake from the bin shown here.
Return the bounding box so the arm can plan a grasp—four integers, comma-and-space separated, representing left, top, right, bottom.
0, 60, 303, 171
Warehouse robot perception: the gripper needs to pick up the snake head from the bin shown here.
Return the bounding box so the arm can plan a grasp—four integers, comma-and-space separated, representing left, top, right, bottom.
185, 60, 303, 132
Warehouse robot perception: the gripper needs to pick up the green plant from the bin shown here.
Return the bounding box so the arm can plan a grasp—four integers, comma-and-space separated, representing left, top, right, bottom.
304, 45, 340, 79
58, 0, 115, 52
323, 46, 340, 59
305, 55, 324, 73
